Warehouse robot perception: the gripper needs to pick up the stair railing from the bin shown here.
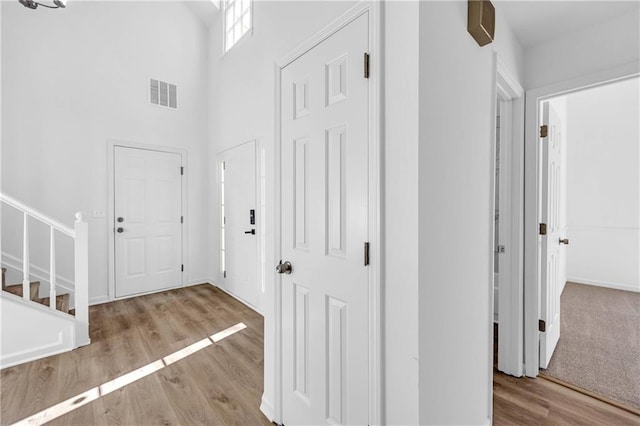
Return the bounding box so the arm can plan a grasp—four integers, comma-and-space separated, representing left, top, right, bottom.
0, 193, 90, 346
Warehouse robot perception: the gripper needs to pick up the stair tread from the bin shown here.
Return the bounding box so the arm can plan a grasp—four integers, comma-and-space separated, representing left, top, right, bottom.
3, 281, 40, 300
36, 293, 70, 313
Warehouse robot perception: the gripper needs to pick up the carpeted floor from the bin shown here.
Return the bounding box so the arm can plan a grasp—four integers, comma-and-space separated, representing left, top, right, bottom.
542, 282, 640, 410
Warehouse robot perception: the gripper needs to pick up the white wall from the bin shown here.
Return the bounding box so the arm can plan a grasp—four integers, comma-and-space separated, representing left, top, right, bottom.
1, 1, 210, 303
565, 77, 640, 292
525, 11, 640, 89
383, 2, 420, 424
418, 2, 523, 424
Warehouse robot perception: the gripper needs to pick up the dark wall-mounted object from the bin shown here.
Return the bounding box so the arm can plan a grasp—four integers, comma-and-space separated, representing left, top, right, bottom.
468, 0, 495, 47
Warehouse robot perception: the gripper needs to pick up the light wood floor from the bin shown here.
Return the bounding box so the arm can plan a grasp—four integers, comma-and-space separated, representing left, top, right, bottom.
2, 285, 638, 425
1, 284, 270, 425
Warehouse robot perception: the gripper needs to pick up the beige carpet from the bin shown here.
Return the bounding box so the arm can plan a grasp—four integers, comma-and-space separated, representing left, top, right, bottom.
542, 282, 640, 410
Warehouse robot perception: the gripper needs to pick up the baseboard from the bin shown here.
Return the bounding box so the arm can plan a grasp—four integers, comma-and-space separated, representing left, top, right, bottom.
213, 284, 263, 315
185, 278, 215, 287
89, 295, 110, 306
567, 278, 639, 293
260, 395, 275, 423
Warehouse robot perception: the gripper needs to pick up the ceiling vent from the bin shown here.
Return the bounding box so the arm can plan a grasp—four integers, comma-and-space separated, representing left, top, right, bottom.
150, 78, 177, 109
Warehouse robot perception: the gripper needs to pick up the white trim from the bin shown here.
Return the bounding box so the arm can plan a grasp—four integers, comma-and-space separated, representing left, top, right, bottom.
106, 139, 188, 303
0, 193, 75, 237
271, 2, 382, 425
494, 54, 525, 380
259, 396, 275, 423
89, 295, 110, 306
566, 278, 639, 294
523, 61, 640, 377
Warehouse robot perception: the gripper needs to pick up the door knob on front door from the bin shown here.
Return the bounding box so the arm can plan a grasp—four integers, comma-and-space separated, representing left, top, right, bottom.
276, 260, 292, 275
559, 238, 569, 245
117, 227, 124, 233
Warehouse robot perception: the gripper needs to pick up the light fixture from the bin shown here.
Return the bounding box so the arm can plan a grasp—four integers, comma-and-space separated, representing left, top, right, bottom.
19, 0, 66, 9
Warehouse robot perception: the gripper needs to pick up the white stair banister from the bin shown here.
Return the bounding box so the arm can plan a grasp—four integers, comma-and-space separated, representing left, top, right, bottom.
22, 212, 30, 301
74, 212, 90, 346
49, 226, 57, 309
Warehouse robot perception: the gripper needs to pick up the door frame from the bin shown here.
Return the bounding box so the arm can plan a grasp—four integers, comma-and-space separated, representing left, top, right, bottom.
107, 139, 188, 302
271, 2, 382, 424
523, 62, 640, 377
492, 55, 525, 378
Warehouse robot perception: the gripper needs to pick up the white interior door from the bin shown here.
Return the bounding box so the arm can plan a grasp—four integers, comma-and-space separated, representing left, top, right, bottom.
280, 13, 369, 425
539, 101, 566, 368
114, 147, 183, 298
219, 141, 258, 309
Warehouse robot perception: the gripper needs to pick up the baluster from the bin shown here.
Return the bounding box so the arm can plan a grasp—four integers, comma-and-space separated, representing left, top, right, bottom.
49, 226, 57, 309
22, 212, 30, 301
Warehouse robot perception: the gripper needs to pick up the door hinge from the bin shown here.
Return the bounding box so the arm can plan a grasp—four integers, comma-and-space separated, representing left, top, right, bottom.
539, 223, 547, 235
539, 319, 546, 332
540, 125, 548, 138
364, 242, 370, 266
223, 270, 226, 278
181, 264, 184, 272
180, 166, 184, 175
364, 52, 370, 79
181, 216, 184, 224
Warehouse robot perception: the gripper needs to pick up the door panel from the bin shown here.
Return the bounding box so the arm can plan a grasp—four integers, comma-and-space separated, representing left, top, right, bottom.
219, 141, 258, 309
280, 13, 369, 425
540, 102, 565, 368
115, 147, 182, 298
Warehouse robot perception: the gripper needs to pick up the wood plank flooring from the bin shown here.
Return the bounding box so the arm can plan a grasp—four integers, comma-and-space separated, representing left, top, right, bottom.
0, 284, 270, 426
2, 285, 638, 425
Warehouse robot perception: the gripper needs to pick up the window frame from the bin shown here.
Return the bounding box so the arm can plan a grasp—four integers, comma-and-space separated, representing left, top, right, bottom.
223, 0, 253, 53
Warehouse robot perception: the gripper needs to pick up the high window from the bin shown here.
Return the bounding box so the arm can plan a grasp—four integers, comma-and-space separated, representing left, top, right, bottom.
224, 0, 252, 52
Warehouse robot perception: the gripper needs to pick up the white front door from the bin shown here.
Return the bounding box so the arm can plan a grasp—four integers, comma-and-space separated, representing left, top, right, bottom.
114, 146, 183, 298
219, 141, 258, 309
280, 13, 369, 425
539, 102, 566, 368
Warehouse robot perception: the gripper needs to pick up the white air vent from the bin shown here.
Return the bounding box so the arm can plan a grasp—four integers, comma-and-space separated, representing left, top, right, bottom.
150, 78, 177, 109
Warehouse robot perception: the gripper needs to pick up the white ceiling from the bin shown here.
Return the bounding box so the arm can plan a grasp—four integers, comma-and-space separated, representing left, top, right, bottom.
498, 0, 640, 48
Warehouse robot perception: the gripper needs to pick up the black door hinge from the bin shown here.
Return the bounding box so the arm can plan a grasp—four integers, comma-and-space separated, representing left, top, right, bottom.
364, 53, 370, 79
180, 166, 184, 175
181, 264, 184, 272
364, 242, 370, 266
539, 319, 546, 332
540, 125, 548, 138
539, 223, 547, 235
181, 216, 184, 224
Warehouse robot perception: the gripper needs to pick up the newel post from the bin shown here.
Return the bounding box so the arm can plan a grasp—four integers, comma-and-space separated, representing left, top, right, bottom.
74, 212, 90, 346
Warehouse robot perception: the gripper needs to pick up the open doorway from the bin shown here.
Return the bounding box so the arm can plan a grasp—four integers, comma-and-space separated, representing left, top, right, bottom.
535, 77, 640, 411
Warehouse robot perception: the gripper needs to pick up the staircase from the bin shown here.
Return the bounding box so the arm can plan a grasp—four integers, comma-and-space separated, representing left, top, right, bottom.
1, 193, 90, 368
2, 269, 71, 313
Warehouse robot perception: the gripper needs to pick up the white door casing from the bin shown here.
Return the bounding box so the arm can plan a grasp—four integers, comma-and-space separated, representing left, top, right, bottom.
280, 12, 369, 425
219, 141, 259, 310
114, 146, 183, 298
539, 102, 565, 368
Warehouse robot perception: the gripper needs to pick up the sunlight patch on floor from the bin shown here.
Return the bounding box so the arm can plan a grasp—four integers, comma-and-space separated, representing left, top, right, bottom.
13, 322, 248, 426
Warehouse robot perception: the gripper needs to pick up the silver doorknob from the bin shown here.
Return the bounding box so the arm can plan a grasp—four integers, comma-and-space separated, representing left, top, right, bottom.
276, 260, 293, 275
559, 238, 569, 245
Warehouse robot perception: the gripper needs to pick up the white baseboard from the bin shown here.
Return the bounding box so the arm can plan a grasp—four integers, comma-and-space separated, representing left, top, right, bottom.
567, 277, 639, 293
260, 395, 275, 423
89, 295, 110, 306
213, 284, 263, 315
